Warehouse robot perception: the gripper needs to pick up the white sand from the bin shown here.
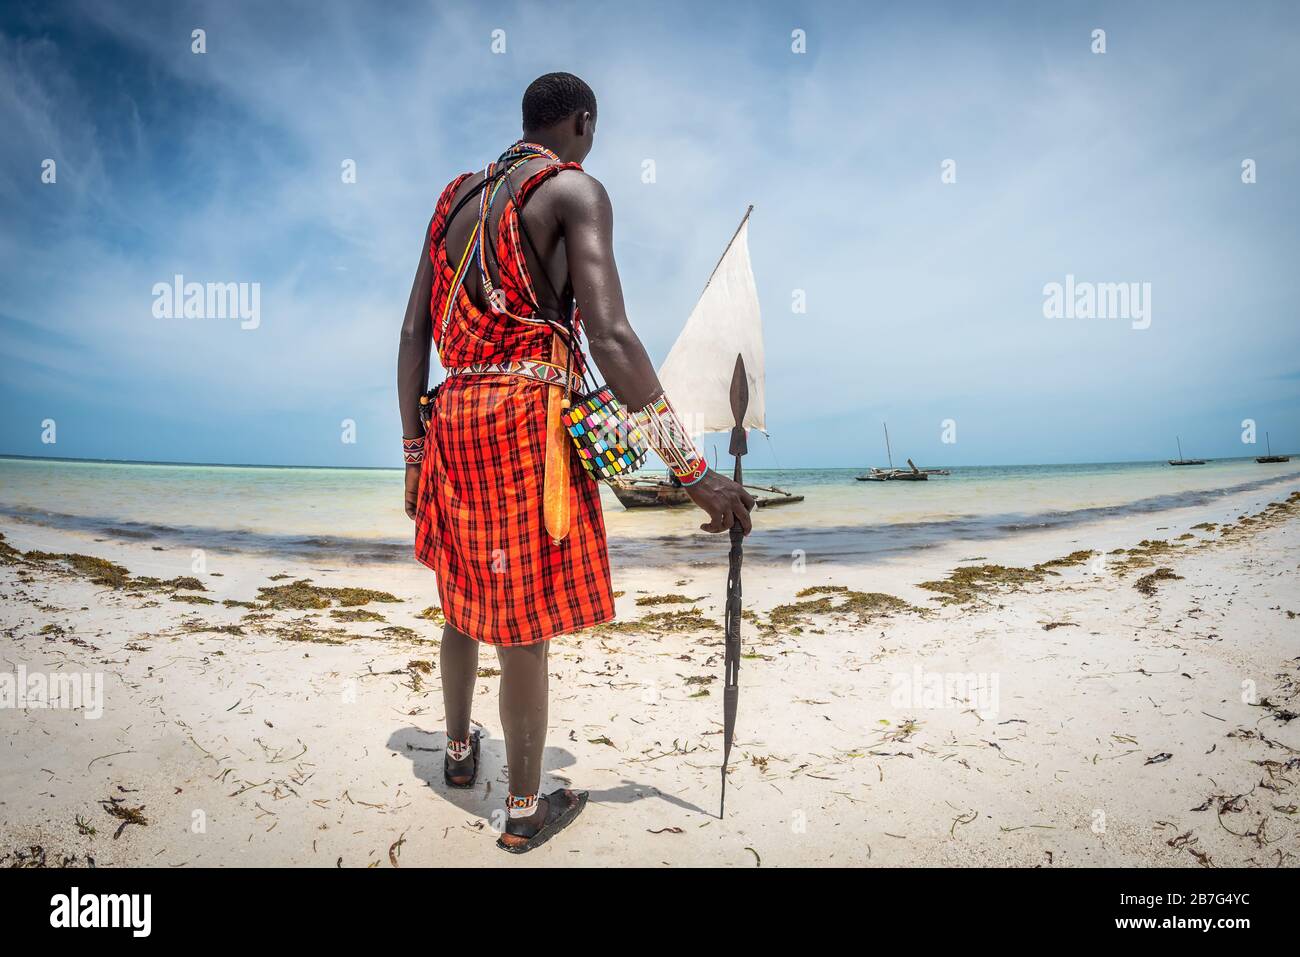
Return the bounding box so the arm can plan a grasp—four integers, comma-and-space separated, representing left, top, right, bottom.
2, 478, 1298, 867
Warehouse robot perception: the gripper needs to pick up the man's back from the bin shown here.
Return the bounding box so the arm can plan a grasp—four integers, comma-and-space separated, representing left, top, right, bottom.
443, 158, 590, 321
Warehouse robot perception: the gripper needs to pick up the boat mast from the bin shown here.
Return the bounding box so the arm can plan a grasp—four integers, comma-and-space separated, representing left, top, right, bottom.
884, 422, 894, 470
1176, 436, 1184, 461
1266, 432, 1272, 456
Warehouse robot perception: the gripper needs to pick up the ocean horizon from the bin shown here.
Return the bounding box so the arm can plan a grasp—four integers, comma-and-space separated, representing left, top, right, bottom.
1, 451, 1294, 472
3, 453, 1297, 569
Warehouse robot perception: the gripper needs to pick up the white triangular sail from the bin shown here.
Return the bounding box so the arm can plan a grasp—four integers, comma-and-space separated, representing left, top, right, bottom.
657, 211, 765, 436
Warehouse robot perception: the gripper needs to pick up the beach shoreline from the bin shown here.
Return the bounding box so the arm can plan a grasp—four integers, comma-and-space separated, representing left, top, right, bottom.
2, 476, 1298, 867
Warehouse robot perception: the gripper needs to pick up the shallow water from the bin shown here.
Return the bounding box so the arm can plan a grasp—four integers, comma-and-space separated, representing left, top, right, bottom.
2, 455, 1297, 567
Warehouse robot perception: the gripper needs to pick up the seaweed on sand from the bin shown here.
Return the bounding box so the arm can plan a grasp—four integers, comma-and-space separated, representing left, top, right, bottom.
635, 593, 702, 607
1134, 567, 1183, 597
878, 717, 921, 743
24, 551, 131, 587
0, 533, 24, 566
598, 608, 720, 635
263, 620, 352, 645
13, 544, 212, 595
330, 608, 387, 623
917, 550, 1098, 606
797, 585, 848, 596
1036, 549, 1096, 570
415, 606, 445, 624
1109, 540, 1181, 574
256, 579, 401, 610
642, 608, 719, 631
179, 621, 245, 636
917, 564, 1045, 605
131, 575, 206, 592
100, 797, 148, 839
767, 586, 919, 632
684, 675, 714, 697
1205, 491, 1300, 547
2, 845, 51, 868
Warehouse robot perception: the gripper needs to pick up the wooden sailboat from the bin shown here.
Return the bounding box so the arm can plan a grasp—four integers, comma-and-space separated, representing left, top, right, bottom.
855, 423, 939, 481
1168, 436, 1205, 466
1256, 432, 1290, 463
606, 207, 803, 510
608, 475, 803, 509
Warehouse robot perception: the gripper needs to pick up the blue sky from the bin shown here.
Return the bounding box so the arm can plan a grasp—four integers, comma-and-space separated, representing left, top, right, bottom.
2, 0, 1297, 468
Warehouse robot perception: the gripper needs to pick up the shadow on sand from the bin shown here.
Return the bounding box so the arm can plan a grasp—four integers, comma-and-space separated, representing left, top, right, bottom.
386, 725, 711, 821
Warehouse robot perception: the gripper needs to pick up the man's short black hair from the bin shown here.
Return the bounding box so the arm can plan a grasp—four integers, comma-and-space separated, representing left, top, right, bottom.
522, 72, 597, 131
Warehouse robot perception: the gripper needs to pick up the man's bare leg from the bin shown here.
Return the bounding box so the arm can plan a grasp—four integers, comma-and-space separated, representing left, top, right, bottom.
441, 624, 479, 784
496, 640, 556, 844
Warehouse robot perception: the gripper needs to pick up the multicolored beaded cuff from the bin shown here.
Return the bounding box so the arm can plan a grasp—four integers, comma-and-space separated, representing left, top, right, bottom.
506, 793, 538, 819
403, 436, 425, 465
633, 393, 708, 486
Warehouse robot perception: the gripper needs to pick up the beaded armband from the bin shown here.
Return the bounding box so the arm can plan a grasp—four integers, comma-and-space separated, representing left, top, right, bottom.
402, 436, 425, 465
632, 393, 708, 486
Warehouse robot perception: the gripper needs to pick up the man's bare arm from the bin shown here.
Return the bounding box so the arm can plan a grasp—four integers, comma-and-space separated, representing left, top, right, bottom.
557, 175, 661, 410
397, 218, 435, 519
557, 174, 754, 533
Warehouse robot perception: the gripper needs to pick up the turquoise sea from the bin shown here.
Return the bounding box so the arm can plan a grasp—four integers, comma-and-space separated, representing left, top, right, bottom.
1, 455, 1297, 567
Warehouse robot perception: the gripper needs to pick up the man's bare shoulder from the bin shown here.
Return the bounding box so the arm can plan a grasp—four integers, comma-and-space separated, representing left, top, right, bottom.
547, 168, 611, 218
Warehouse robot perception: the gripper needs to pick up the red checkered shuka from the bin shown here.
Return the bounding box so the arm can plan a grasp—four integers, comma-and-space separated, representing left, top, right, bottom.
413, 164, 614, 646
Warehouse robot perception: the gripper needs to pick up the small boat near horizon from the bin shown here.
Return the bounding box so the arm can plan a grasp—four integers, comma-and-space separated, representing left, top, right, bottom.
606, 206, 803, 511
856, 424, 944, 481
1168, 436, 1206, 466
1255, 432, 1290, 464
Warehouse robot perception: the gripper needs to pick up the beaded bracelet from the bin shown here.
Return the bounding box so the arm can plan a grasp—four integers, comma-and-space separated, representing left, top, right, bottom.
632, 393, 708, 486
402, 436, 425, 465
506, 792, 538, 819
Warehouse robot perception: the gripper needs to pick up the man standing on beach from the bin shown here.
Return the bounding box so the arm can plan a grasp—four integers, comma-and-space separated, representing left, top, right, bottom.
397, 73, 754, 852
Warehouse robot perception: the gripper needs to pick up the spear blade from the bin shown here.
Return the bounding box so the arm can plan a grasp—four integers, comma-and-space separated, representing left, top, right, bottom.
721, 352, 748, 818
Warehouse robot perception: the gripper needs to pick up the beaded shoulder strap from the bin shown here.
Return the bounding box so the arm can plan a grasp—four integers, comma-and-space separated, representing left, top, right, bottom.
436, 193, 483, 354
433, 158, 530, 357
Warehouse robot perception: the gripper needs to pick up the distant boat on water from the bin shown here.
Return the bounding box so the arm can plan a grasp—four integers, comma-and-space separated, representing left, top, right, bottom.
856, 423, 947, 481
1256, 432, 1290, 464
1168, 436, 1206, 466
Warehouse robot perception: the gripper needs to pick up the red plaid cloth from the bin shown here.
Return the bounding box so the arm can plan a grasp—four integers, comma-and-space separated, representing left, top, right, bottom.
414, 164, 614, 645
